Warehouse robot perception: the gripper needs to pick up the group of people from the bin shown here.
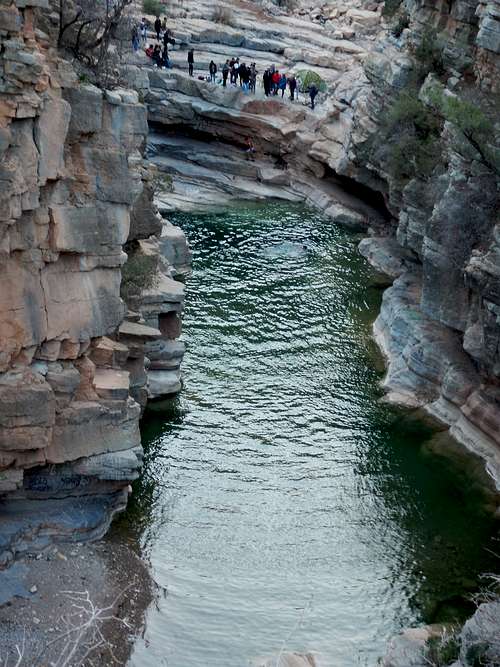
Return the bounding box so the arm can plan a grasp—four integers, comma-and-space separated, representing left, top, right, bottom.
134, 18, 321, 110
201, 58, 259, 92
139, 16, 176, 69
262, 68, 299, 101
201, 56, 319, 108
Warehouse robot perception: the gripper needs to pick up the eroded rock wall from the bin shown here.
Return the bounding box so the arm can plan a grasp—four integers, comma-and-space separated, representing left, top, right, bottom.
353, 0, 500, 493
0, 0, 188, 565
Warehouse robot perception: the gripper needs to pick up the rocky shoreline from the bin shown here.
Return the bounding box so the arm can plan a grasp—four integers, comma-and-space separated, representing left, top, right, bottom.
0, 537, 153, 666
0, 0, 499, 663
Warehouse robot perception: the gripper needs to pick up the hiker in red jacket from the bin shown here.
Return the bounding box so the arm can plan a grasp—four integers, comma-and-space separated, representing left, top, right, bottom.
272, 70, 280, 95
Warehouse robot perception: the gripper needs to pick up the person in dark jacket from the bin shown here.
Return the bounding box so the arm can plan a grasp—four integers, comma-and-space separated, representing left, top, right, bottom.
163, 29, 175, 49
238, 62, 246, 87
154, 16, 161, 41
249, 63, 257, 93
209, 60, 217, 83
240, 63, 250, 91
222, 60, 230, 87
288, 74, 297, 101
309, 83, 318, 109
188, 49, 194, 76
152, 44, 162, 66
263, 69, 271, 96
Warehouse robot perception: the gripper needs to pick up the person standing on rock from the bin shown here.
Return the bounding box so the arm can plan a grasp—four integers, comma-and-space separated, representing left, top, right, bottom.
263, 68, 271, 96
272, 70, 280, 95
309, 83, 318, 110
154, 16, 161, 41
249, 63, 257, 93
131, 25, 140, 52
209, 60, 217, 83
140, 18, 148, 44
241, 63, 250, 92
287, 74, 297, 101
162, 17, 168, 34
222, 60, 230, 87
188, 49, 194, 76
279, 73, 287, 98
239, 62, 246, 87
232, 58, 240, 86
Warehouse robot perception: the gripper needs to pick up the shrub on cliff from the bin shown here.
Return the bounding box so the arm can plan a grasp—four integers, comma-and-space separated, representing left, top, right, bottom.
382, 0, 404, 19
121, 250, 159, 304
425, 630, 460, 666
427, 87, 500, 176
379, 89, 443, 182
391, 12, 409, 38
413, 27, 446, 79
55, 0, 133, 86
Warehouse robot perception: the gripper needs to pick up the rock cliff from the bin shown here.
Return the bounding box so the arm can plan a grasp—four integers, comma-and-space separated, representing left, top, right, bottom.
0, 0, 188, 566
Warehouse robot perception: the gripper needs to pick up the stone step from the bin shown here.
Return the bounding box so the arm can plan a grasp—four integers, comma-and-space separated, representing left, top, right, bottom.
93, 369, 130, 401
119, 320, 162, 340
141, 272, 185, 305
90, 337, 129, 369
144, 338, 186, 362
148, 369, 182, 398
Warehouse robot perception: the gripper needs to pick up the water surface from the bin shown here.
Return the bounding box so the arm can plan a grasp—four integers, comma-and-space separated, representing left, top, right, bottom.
125, 203, 498, 667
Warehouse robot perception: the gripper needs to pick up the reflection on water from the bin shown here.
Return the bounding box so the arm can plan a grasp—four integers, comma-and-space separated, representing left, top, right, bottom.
124, 203, 498, 667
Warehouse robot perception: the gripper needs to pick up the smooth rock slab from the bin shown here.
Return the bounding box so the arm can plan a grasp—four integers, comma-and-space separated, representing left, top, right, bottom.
359, 237, 417, 280
148, 369, 182, 398
119, 320, 162, 340
0, 492, 128, 566
0, 563, 30, 605
253, 653, 321, 667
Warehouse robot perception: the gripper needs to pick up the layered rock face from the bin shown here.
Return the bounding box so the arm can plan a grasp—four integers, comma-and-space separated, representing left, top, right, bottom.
355, 0, 500, 495
0, 0, 188, 565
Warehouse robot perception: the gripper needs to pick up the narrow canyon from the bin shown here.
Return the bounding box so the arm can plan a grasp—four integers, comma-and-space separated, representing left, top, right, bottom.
0, 0, 499, 665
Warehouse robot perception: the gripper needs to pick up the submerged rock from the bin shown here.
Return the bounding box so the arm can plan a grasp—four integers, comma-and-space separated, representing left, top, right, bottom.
253, 652, 321, 667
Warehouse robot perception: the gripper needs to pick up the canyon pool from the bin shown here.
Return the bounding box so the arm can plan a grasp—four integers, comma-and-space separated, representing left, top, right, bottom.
124, 202, 498, 667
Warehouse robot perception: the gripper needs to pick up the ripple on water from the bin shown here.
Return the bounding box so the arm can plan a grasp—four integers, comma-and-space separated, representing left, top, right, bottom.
125, 202, 498, 667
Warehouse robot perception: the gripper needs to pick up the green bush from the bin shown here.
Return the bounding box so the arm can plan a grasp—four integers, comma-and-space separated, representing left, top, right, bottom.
382, 0, 404, 19
295, 70, 327, 93
152, 172, 174, 194
380, 89, 443, 181
413, 27, 446, 78
121, 252, 159, 303
391, 12, 409, 38
428, 88, 500, 175
425, 633, 460, 666
143, 0, 162, 16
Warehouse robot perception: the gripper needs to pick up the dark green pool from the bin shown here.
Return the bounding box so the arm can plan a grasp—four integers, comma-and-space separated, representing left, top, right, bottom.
125, 202, 498, 666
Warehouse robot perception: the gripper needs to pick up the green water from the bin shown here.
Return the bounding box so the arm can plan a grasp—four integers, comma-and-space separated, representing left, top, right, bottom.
125, 202, 498, 666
